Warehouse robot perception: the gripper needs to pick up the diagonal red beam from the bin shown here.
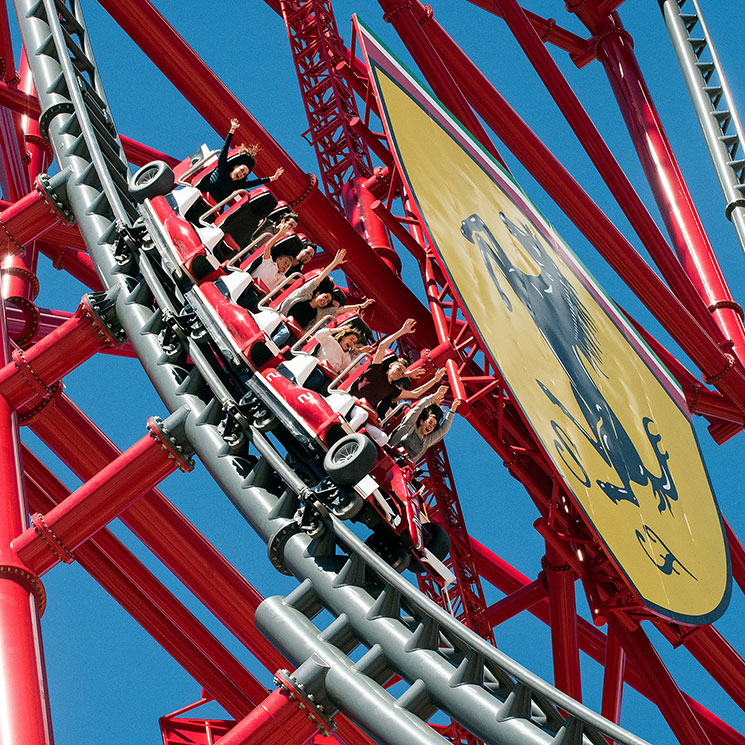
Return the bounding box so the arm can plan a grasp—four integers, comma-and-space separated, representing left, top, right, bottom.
95, 0, 435, 340
0, 79, 179, 167
14, 415, 192, 574
0, 293, 122, 409
3, 305, 134, 356
24, 390, 375, 745
543, 542, 582, 701
23, 446, 265, 717
464, 0, 595, 66
570, 9, 745, 367
380, 3, 505, 168
0, 296, 52, 743
490, 0, 745, 363
608, 617, 712, 745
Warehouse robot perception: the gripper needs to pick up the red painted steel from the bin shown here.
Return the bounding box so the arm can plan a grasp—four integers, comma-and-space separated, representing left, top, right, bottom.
378, 1, 507, 169
22, 392, 374, 745
13, 421, 187, 574
464, 0, 595, 66
578, 11, 745, 365
489, 0, 733, 353
382, 0, 745, 416
486, 576, 546, 626
281, 0, 373, 206
608, 618, 713, 745
471, 538, 744, 745
0, 292, 52, 745
600, 627, 625, 724
23, 447, 267, 717
543, 542, 582, 701
214, 687, 319, 745
0, 296, 120, 408
0, 186, 60, 258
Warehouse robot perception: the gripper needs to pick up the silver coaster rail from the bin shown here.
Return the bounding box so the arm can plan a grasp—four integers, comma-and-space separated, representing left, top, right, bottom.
14, 1, 655, 743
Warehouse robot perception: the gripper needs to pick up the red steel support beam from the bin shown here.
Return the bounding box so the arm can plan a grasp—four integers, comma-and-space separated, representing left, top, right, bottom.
0, 294, 52, 745
389, 0, 745, 415
489, 0, 732, 358
216, 684, 322, 745
22, 392, 373, 745
464, 0, 595, 66
576, 12, 745, 365
680, 625, 745, 712
472, 538, 744, 745
0, 294, 121, 408
95, 0, 435, 340
608, 617, 712, 745
486, 575, 546, 626
379, 2, 506, 169
13, 416, 192, 574
543, 542, 582, 700
0, 79, 178, 167
0, 183, 65, 258
601, 626, 625, 724
23, 448, 265, 717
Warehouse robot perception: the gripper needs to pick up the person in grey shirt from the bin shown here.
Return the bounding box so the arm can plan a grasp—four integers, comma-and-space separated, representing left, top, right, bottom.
388, 386, 461, 462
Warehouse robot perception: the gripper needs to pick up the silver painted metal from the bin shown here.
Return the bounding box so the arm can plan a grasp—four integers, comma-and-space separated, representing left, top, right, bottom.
661, 0, 745, 259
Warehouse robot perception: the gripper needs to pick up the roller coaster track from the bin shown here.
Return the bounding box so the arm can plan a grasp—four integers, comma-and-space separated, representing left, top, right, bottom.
14, 0, 656, 743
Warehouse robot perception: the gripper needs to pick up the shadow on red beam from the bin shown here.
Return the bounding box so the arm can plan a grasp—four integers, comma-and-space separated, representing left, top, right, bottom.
22, 446, 266, 717
471, 538, 745, 745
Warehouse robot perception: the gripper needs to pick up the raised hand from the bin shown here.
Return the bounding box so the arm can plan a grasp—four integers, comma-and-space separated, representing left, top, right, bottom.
451, 398, 463, 413
400, 317, 416, 336
230, 118, 240, 133
270, 167, 284, 181
434, 385, 448, 405
332, 248, 347, 267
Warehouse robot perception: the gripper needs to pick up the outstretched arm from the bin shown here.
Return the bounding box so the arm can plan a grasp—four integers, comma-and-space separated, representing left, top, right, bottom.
261, 217, 297, 260
371, 317, 416, 365
217, 120, 239, 172
402, 368, 446, 399
309, 248, 346, 290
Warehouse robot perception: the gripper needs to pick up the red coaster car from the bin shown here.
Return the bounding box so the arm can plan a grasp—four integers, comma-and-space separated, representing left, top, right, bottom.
246, 363, 453, 585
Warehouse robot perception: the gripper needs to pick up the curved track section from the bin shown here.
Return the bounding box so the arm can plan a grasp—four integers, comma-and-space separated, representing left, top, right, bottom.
16, 1, 653, 743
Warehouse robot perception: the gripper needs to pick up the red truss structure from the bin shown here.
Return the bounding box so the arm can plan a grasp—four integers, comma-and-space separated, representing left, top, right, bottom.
0, 1, 743, 745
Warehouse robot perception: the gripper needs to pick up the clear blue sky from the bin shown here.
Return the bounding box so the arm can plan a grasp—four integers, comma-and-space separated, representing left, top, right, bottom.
20, 2, 745, 744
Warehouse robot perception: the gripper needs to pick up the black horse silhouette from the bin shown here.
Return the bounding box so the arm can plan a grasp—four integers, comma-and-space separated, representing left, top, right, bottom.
461, 212, 678, 514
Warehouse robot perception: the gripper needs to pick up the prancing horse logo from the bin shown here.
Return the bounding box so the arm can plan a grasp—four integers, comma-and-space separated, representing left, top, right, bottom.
461, 212, 695, 581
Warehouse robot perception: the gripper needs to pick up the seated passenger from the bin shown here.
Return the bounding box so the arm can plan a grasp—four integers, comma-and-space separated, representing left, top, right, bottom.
272, 249, 372, 346
350, 318, 446, 418
388, 386, 461, 461
300, 318, 373, 391
203, 118, 283, 205
249, 216, 298, 292
293, 237, 317, 271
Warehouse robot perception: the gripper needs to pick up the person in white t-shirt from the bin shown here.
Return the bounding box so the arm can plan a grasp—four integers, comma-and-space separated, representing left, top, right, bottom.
249, 217, 297, 291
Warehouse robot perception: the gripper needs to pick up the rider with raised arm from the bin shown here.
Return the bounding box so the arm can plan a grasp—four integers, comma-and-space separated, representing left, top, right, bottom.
388, 386, 462, 461
203, 119, 283, 204
351, 317, 447, 417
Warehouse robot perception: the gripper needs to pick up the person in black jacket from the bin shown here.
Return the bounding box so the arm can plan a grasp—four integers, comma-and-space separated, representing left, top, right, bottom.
204, 119, 283, 204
